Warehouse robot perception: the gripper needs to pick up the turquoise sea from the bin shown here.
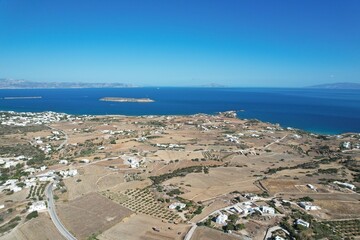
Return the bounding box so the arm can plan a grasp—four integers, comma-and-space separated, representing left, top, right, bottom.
0, 87, 359, 135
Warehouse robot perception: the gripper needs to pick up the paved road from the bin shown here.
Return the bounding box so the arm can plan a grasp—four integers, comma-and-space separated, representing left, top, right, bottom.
46, 183, 77, 240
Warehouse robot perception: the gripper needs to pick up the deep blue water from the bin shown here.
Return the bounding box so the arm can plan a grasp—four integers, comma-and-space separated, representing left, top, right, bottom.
0, 87, 359, 134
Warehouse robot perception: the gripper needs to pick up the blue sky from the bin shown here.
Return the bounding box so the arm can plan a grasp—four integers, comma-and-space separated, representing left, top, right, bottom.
0, 0, 359, 87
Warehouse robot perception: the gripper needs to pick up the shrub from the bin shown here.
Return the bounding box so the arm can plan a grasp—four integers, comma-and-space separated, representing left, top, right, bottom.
26, 211, 38, 220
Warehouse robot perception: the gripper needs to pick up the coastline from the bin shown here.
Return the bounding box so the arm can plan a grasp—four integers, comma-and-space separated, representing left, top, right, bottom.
0, 87, 359, 134
0, 109, 357, 136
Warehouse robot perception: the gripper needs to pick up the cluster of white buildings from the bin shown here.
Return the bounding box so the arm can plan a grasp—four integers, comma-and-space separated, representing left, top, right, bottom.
155, 143, 183, 149
224, 201, 276, 217
0, 179, 22, 193
342, 141, 360, 150
59, 169, 78, 178
33, 137, 54, 154
101, 129, 134, 136
225, 134, 240, 144
211, 200, 276, 227
0, 156, 25, 168
292, 134, 302, 139
37, 171, 56, 182
0, 111, 74, 126
136, 136, 148, 142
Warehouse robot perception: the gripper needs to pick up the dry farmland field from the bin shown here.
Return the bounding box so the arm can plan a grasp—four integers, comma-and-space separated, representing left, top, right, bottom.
0, 214, 65, 240
163, 167, 260, 202
190, 226, 241, 240
99, 214, 190, 240
57, 192, 133, 239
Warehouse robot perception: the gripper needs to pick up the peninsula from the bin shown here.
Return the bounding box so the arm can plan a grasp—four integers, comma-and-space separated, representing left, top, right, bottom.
99, 97, 155, 103
2, 96, 42, 100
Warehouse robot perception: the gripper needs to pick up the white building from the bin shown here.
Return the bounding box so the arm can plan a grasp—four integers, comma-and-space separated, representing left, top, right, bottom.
244, 193, 259, 201
169, 202, 186, 210
124, 156, 140, 168
299, 202, 320, 211
307, 184, 316, 191
3, 179, 18, 186
295, 219, 310, 228
25, 178, 37, 188
342, 142, 351, 149
10, 186, 22, 192
68, 169, 78, 176
28, 201, 47, 212
274, 236, 285, 240
333, 181, 356, 190
215, 213, 228, 225
259, 206, 275, 215
4, 161, 19, 168
24, 168, 36, 174
37, 171, 55, 182
59, 159, 68, 165
38, 176, 53, 182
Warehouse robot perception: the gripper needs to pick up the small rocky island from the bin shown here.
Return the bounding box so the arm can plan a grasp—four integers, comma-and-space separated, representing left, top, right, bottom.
99, 97, 155, 103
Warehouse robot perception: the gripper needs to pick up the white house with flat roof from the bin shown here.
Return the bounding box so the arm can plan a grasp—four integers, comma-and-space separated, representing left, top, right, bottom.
59, 159, 68, 165
28, 201, 46, 212
334, 181, 356, 190
169, 202, 186, 210
216, 213, 228, 225
295, 219, 310, 228
259, 205, 275, 215
299, 202, 320, 211
307, 184, 316, 191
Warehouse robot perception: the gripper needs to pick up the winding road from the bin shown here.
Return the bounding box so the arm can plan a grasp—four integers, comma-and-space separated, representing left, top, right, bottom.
45, 183, 77, 240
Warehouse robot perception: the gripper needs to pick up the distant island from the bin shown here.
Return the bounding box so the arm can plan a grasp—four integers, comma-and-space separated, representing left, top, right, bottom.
2, 96, 42, 100
308, 82, 360, 89
99, 97, 155, 103
0, 78, 133, 89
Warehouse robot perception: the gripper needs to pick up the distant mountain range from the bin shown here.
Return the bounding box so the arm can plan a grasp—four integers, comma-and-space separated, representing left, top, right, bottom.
200, 83, 227, 88
0, 78, 134, 89
308, 82, 360, 89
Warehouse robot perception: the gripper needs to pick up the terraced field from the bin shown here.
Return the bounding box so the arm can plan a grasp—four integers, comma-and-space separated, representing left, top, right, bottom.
103, 188, 181, 222
324, 219, 360, 239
